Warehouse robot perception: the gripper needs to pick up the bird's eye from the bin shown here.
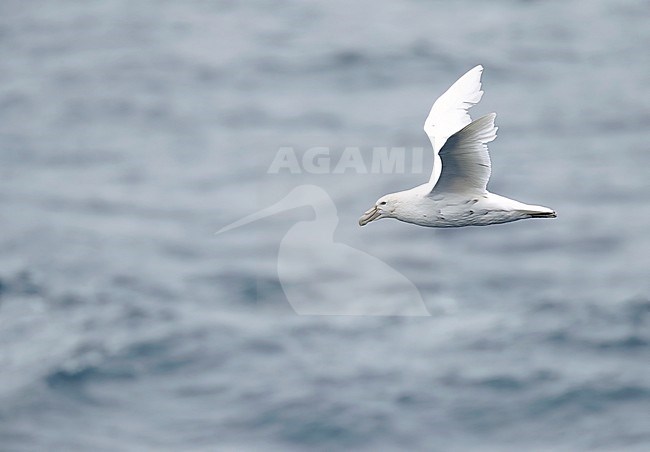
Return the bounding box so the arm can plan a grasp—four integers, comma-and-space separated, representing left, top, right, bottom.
379, 201, 387, 206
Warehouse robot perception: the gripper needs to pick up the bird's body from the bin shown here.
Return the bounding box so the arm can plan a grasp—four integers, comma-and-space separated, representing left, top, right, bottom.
374, 187, 555, 228
359, 65, 556, 228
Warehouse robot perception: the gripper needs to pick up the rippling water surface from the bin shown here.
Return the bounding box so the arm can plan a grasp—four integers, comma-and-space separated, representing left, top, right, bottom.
1, 0, 649, 450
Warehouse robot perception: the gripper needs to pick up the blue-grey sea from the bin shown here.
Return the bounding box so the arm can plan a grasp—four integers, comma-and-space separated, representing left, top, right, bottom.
1, 0, 649, 450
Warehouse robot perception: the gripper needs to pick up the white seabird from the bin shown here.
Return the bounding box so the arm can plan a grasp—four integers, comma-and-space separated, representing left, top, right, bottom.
359, 65, 556, 228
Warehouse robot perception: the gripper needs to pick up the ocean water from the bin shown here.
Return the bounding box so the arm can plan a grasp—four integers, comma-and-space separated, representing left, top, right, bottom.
1, 0, 649, 450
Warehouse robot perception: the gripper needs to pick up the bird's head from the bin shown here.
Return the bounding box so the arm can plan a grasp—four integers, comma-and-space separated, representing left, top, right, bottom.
358, 194, 398, 226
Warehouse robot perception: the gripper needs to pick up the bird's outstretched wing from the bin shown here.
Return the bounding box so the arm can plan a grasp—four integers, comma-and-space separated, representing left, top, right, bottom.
424, 65, 484, 188
430, 113, 497, 194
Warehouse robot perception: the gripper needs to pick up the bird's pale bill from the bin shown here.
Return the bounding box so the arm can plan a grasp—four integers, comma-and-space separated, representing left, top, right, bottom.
359, 205, 381, 226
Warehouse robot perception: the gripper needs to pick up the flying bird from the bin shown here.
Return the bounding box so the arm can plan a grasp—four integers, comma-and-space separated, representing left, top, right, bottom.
359, 65, 556, 228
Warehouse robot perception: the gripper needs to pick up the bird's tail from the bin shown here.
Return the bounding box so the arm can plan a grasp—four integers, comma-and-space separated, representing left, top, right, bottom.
528, 211, 557, 218
524, 205, 557, 218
